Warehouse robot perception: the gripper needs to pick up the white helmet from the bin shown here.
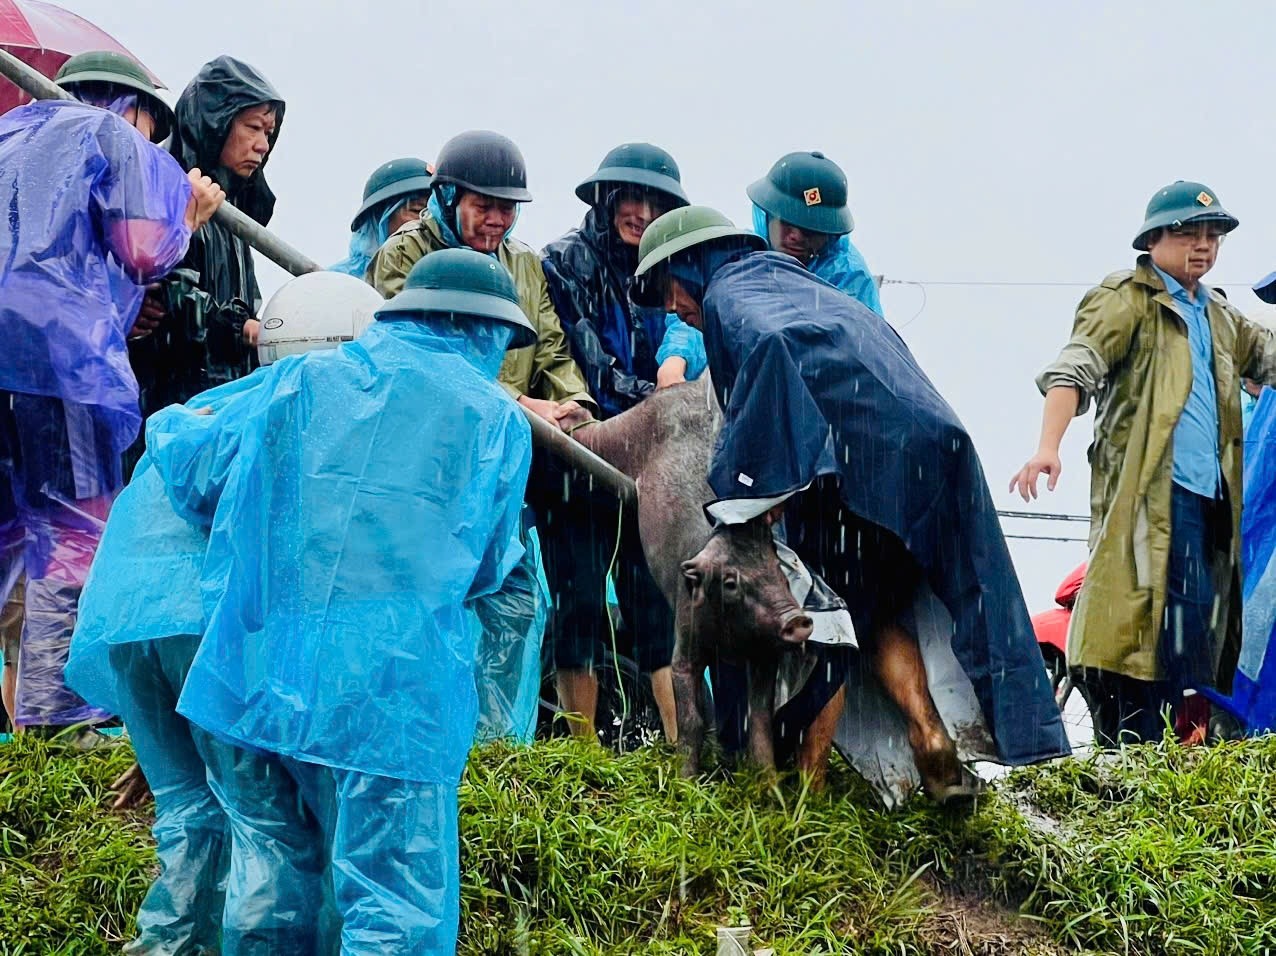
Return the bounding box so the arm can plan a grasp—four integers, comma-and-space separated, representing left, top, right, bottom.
257, 271, 385, 365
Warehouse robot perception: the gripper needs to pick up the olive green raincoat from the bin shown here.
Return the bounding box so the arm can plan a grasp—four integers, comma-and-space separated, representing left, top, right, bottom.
369, 213, 594, 410
1038, 256, 1276, 683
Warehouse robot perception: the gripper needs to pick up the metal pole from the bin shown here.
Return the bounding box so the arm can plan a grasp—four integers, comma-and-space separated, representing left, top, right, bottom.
521, 410, 636, 505
0, 48, 322, 277
0, 47, 635, 499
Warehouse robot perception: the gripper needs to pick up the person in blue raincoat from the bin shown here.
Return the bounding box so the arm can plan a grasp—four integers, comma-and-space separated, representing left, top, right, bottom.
331, 157, 433, 279
148, 250, 537, 954
632, 207, 1069, 801
0, 51, 223, 734
657, 150, 883, 386
538, 144, 691, 740
65, 271, 383, 955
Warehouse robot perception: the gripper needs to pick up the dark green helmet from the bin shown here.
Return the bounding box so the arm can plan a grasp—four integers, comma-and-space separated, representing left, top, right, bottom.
575, 142, 689, 208
431, 130, 532, 203
1132, 180, 1239, 251
351, 157, 434, 230
375, 248, 537, 349
630, 206, 766, 306
746, 150, 854, 236
56, 50, 174, 143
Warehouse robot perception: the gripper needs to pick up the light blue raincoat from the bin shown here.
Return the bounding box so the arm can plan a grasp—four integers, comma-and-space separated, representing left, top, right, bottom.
152, 317, 532, 785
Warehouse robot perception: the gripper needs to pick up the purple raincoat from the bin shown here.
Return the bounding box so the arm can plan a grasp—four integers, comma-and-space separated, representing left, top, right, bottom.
0, 100, 192, 453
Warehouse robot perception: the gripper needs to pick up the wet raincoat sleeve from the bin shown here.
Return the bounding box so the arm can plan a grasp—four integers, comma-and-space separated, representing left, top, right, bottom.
656, 314, 709, 380
524, 265, 596, 409
1035, 279, 1140, 415
94, 121, 193, 284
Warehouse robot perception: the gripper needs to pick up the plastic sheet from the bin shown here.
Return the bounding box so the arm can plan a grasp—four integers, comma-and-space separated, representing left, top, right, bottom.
473, 516, 548, 744
0, 100, 192, 455
153, 317, 533, 784
1207, 388, 1276, 731
66, 374, 267, 716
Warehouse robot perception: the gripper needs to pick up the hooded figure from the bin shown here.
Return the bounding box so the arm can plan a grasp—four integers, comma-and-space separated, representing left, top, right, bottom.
634, 208, 1069, 802
126, 56, 285, 470
146, 250, 534, 953
534, 144, 690, 740
0, 51, 202, 730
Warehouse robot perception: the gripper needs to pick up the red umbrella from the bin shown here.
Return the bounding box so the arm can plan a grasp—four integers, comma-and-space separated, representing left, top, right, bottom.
0, 0, 161, 114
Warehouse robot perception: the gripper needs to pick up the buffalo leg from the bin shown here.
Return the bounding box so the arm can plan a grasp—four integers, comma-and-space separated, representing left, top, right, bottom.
746, 657, 778, 773
795, 683, 846, 791
671, 647, 707, 777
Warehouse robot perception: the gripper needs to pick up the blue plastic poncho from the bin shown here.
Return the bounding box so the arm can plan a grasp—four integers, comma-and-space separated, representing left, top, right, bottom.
66, 374, 268, 715
0, 100, 193, 453
152, 317, 532, 784
1202, 388, 1276, 732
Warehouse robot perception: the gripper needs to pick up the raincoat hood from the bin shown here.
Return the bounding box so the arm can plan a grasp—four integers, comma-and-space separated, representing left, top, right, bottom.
170, 56, 285, 225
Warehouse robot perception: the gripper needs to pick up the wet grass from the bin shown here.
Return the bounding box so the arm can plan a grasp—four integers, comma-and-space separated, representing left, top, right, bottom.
3, 732, 1276, 953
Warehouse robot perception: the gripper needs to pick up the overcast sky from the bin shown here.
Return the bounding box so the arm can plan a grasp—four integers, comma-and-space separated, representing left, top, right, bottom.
56, 0, 1276, 609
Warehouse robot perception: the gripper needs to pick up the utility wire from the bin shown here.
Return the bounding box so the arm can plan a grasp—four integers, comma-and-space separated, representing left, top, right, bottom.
1005, 533, 1088, 543
997, 510, 1089, 523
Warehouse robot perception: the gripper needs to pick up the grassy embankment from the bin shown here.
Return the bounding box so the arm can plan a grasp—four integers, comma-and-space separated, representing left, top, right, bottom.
2, 733, 1274, 954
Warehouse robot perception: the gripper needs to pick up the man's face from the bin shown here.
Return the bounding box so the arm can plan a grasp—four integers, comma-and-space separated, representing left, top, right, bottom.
387, 194, 428, 233
612, 191, 671, 248
457, 191, 517, 253
767, 217, 833, 266
123, 106, 158, 143
219, 104, 277, 179
1148, 222, 1225, 286
665, 277, 702, 330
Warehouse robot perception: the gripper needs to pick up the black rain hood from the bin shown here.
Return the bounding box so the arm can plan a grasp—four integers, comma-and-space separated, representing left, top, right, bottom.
170, 56, 285, 225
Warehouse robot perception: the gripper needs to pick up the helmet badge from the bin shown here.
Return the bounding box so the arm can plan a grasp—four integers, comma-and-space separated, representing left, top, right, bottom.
804, 187, 823, 206
1197, 191, 1214, 207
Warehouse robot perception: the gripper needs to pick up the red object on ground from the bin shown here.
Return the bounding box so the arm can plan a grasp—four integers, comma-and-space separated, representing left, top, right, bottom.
0, 0, 161, 114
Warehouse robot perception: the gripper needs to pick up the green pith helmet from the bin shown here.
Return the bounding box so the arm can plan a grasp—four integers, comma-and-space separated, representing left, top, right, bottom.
1132, 180, 1239, 250
55, 50, 173, 142
630, 206, 767, 306
431, 130, 532, 203
746, 150, 854, 236
351, 158, 434, 230
575, 142, 689, 208
375, 248, 537, 349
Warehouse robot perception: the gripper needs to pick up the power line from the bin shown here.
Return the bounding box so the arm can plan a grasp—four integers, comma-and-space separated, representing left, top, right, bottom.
1005, 533, 1088, 543
997, 510, 1089, 523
